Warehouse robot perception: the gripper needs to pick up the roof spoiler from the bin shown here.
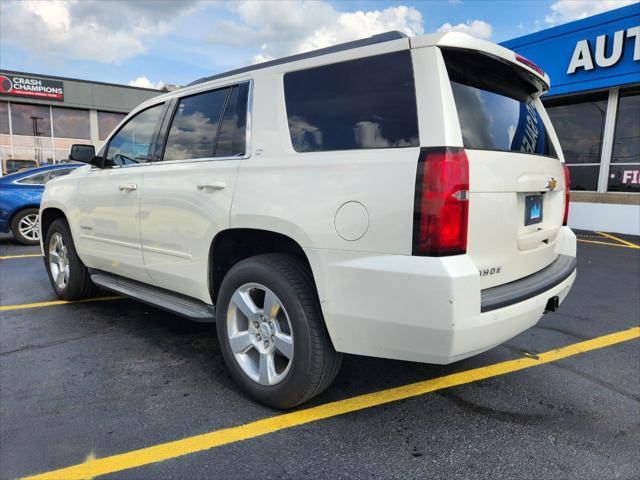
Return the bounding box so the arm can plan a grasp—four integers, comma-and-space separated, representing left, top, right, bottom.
411, 32, 551, 92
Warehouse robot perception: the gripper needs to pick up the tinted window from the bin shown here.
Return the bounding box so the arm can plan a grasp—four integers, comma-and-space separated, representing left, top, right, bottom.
444, 49, 557, 158
45, 168, 75, 182
163, 88, 229, 161
567, 165, 600, 191
609, 88, 640, 193
105, 104, 164, 167
545, 94, 607, 164
17, 168, 74, 184
16, 172, 48, 184
52, 107, 90, 139
612, 89, 639, 164
284, 51, 418, 152
10, 103, 52, 137
0, 102, 9, 135
215, 84, 249, 157
98, 111, 126, 141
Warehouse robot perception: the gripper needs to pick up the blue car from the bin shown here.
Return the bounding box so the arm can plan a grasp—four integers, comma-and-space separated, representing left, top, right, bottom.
0, 163, 82, 245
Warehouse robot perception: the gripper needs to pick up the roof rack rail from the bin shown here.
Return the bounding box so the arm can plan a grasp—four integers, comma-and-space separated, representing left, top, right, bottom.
187, 30, 408, 87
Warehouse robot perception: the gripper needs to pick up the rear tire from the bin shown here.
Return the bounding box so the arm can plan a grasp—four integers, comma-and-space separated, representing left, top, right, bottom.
216, 254, 342, 409
44, 218, 95, 300
11, 208, 40, 245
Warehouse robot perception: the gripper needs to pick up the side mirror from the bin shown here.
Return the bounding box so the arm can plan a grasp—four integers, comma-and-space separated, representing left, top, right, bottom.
68, 144, 97, 164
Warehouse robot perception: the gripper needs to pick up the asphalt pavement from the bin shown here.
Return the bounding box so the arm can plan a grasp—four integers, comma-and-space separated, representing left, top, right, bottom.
1, 230, 638, 480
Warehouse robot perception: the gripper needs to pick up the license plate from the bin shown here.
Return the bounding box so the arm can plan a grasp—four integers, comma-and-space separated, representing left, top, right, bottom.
525, 194, 543, 226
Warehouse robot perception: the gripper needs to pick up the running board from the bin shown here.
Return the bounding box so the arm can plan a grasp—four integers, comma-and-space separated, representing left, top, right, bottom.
90, 272, 215, 322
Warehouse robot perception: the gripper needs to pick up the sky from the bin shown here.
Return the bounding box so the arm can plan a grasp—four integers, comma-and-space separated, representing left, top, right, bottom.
0, 0, 637, 89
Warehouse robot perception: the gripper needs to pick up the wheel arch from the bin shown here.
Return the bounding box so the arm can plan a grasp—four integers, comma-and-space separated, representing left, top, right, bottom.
40, 207, 68, 241
8, 204, 41, 228
209, 228, 319, 306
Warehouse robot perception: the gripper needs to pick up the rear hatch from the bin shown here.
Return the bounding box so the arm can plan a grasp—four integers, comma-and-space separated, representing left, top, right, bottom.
442, 48, 566, 289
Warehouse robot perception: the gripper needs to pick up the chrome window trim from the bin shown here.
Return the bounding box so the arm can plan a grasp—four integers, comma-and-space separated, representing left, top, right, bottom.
91, 78, 253, 171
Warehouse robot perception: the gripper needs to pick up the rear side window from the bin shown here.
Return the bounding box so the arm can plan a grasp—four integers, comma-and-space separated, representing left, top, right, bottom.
163, 88, 229, 161
15, 172, 48, 184
17, 168, 75, 185
284, 51, 419, 152
443, 49, 558, 158
215, 84, 249, 157
163, 83, 249, 161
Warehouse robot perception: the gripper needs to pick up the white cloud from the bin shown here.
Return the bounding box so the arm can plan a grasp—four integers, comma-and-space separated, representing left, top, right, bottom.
437, 19, 493, 39
545, 0, 637, 25
128, 76, 165, 90
0, 0, 201, 64
208, 1, 424, 63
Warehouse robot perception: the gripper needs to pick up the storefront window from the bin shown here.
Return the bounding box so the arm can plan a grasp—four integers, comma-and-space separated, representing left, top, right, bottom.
568, 165, 601, 191
0, 102, 9, 135
10, 103, 52, 137
545, 92, 608, 191
608, 88, 639, 193
11, 146, 54, 164
0, 146, 12, 160
54, 149, 72, 162
98, 111, 126, 140
52, 107, 90, 139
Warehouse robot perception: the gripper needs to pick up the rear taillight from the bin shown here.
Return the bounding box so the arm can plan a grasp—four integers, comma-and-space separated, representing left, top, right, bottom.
515, 54, 545, 77
562, 163, 571, 226
413, 147, 469, 256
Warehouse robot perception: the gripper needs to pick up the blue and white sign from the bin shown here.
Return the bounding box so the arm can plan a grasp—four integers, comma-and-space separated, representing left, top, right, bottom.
502, 4, 640, 96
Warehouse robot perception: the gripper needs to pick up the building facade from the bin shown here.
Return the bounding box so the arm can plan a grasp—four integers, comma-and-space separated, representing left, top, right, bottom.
0, 70, 161, 172
502, 3, 640, 235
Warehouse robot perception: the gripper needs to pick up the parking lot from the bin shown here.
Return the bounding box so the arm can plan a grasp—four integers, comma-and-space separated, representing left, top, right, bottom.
1, 230, 638, 480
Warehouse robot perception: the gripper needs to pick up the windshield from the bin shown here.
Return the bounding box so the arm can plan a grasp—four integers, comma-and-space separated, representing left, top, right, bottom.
443, 48, 558, 158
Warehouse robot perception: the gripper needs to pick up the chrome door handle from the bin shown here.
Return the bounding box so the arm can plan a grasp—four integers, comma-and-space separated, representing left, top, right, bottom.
118, 183, 138, 191
197, 181, 226, 191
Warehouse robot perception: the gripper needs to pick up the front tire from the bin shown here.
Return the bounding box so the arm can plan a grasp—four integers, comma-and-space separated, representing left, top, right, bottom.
11, 208, 40, 245
44, 218, 95, 300
217, 254, 342, 409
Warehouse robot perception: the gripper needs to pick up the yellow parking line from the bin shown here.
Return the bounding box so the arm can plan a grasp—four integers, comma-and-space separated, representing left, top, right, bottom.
596, 231, 640, 248
0, 253, 43, 260
577, 239, 639, 249
0, 296, 124, 312
21, 326, 640, 480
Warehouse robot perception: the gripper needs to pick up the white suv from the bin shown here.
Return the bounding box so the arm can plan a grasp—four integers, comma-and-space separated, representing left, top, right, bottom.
40, 31, 577, 408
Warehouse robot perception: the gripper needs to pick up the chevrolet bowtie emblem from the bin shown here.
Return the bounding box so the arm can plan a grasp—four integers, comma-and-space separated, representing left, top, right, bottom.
547, 178, 557, 190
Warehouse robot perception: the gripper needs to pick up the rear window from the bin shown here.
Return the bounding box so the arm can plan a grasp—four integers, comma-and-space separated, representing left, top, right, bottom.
443, 49, 557, 158
284, 51, 419, 152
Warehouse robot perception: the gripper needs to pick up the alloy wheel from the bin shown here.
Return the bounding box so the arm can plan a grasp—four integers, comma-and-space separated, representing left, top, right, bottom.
18, 213, 39, 241
49, 232, 70, 289
226, 283, 294, 386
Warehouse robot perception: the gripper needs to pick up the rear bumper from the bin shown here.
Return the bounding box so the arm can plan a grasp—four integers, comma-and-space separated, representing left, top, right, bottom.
481, 254, 577, 312
306, 226, 577, 364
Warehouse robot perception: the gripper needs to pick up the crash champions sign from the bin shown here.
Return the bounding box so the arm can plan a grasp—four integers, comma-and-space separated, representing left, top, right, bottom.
0, 74, 64, 101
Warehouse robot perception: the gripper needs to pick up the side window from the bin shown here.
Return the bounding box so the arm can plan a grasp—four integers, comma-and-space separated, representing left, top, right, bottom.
105, 103, 165, 167
16, 172, 48, 185
163, 88, 230, 161
215, 83, 249, 157
283, 51, 419, 152
43, 168, 74, 183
